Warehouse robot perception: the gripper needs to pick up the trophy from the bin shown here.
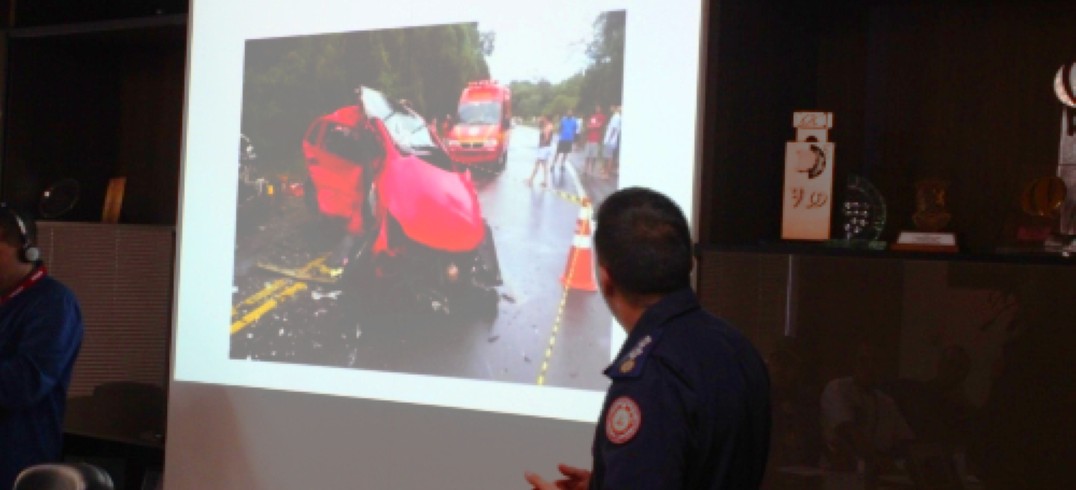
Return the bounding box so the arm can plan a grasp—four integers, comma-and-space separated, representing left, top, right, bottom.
912, 179, 952, 232
781, 112, 835, 241
1047, 62, 1076, 253
830, 174, 887, 250
1011, 176, 1065, 245
892, 178, 959, 253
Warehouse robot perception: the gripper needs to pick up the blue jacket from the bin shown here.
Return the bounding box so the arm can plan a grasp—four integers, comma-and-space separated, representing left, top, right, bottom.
0, 272, 83, 489
590, 288, 771, 489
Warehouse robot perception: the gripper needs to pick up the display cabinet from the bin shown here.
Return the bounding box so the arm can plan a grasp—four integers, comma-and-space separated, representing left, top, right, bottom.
698, 2, 1076, 488
701, 0, 1076, 260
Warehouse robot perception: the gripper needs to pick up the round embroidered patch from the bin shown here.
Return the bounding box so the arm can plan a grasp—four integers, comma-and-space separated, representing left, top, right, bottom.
605, 396, 642, 444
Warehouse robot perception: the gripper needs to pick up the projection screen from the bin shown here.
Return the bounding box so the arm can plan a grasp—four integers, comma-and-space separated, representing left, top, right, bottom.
167, 0, 708, 487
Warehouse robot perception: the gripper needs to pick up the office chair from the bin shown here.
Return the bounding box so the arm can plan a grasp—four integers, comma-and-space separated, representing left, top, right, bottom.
13, 463, 114, 490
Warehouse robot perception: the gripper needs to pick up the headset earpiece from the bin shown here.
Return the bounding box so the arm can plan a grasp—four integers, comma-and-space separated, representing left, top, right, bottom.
22, 241, 41, 263
1, 203, 39, 263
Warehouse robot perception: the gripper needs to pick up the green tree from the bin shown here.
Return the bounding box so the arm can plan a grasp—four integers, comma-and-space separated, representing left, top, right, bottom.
509, 79, 559, 122
240, 23, 490, 173
501, 10, 625, 122
579, 10, 625, 112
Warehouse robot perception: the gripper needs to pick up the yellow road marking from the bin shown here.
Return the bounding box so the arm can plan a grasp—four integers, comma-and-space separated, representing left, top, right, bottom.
548, 188, 588, 207
232, 279, 288, 317
536, 247, 578, 386
230, 283, 308, 334
230, 255, 328, 334
289, 255, 329, 276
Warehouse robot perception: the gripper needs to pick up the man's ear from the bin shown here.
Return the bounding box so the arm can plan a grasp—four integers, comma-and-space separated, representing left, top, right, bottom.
598, 264, 614, 297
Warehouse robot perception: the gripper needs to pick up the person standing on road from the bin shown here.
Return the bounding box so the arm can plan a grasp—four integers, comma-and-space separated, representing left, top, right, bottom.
0, 205, 84, 489
552, 109, 578, 170
527, 116, 555, 187
574, 114, 584, 151
524, 187, 771, 489
600, 105, 622, 179
584, 105, 607, 176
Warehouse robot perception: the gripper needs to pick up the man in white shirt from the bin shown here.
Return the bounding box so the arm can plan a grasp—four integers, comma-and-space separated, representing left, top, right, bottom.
600, 105, 621, 179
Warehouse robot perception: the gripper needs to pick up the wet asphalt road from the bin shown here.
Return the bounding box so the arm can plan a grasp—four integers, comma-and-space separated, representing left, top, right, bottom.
230, 125, 619, 391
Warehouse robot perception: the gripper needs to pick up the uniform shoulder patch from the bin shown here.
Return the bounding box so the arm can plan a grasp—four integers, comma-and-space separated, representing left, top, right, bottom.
605, 396, 642, 444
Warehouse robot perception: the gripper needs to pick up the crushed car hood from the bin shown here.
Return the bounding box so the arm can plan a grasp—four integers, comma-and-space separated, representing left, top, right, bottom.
378, 155, 484, 252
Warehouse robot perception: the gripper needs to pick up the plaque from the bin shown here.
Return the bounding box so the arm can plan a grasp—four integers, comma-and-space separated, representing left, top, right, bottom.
782, 111, 836, 241
782, 142, 835, 240
892, 179, 958, 253
1055, 63, 1076, 234
893, 231, 958, 252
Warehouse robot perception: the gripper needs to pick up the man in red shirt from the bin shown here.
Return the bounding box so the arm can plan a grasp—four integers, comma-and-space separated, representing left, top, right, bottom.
584, 105, 607, 176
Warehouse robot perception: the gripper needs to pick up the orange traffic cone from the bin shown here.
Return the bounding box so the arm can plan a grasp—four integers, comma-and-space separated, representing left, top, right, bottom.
561, 199, 598, 292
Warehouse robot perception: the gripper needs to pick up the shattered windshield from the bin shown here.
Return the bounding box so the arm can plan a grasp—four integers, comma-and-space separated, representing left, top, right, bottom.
361, 87, 437, 152
360, 86, 451, 170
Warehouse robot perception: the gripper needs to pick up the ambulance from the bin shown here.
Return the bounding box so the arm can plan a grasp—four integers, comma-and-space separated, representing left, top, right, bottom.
444, 80, 512, 171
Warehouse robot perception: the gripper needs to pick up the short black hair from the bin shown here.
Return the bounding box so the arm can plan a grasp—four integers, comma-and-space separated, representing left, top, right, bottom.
0, 204, 35, 250
594, 187, 693, 296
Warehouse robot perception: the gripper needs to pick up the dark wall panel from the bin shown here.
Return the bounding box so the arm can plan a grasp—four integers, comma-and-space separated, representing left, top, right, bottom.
2, 25, 186, 224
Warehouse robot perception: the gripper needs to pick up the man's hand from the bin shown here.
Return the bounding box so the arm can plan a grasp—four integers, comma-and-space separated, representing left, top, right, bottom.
554, 464, 591, 489
523, 471, 556, 490
524, 464, 591, 490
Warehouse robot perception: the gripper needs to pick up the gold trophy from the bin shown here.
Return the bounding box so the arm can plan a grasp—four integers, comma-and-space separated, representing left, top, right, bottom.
892, 178, 959, 253
911, 179, 952, 232
1012, 176, 1066, 246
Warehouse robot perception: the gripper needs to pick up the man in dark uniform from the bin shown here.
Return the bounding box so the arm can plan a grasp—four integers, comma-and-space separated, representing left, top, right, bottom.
526, 187, 770, 489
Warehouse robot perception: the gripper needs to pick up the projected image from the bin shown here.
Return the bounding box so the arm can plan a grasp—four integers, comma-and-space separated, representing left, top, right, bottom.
230, 11, 626, 391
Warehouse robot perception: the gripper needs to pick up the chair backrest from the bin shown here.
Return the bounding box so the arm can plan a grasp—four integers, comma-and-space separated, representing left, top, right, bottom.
13, 463, 114, 490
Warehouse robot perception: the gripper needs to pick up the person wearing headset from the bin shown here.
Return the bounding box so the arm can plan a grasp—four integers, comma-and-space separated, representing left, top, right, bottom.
0, 204, 84, 489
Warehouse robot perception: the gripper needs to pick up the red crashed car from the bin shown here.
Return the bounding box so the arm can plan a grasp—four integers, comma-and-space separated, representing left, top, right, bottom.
302, 86, 501, 317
